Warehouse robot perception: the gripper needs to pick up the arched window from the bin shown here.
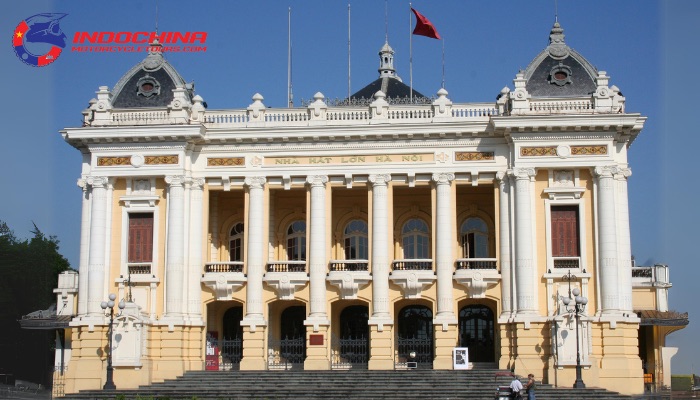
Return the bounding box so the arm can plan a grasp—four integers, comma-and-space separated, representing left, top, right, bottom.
401, 218, 429, 259
286, 220, 306, 261
344, 220, 368, 260
460, 217, 489, 258
229, 222, 244, 262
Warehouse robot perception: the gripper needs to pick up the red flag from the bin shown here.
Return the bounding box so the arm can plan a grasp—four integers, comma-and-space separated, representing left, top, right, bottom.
411, 8, 441, 40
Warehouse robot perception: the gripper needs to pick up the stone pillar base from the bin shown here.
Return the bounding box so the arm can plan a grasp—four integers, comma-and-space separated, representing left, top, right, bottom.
240, 325, 267, 371
433, 324, 458, 370
368, 324, 394, 370
304, 325, 330, 370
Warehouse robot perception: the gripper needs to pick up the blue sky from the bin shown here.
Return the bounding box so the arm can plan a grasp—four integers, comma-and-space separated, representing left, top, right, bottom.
1, 1, 697, 374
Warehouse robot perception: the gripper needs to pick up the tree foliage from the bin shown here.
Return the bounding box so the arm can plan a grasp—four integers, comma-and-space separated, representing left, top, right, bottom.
0, 220, 71, 385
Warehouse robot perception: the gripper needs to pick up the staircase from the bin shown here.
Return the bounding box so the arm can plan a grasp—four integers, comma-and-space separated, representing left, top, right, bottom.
63, 369, 634, 400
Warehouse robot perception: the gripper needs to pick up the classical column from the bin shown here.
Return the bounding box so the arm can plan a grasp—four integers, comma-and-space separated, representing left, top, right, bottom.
76, 179, 91, 316
496, 171, 513, 317
164, 175, 186, 318
368, 174, 392, 326
242, 176, 267, 327
187, 178, 205, 320
86, 176, 109, 317
595, 166, 620, 315
433, 173, 456, 324
305, 175, 330, 327
513, 168, 537, 315
615, 168, 633, 314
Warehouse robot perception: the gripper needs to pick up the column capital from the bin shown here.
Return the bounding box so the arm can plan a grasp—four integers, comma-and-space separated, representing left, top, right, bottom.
594, 165, 614, 178
77, 178, 88, 190
496, 170, 511, 185
244, 176, 267, 189
188, 177, 205, 190
165, 175, 186, 186
613, 167, 632, 180
306, 175, 329, 187
368, 173, 391, 186
432, 172, 455, 185
511, 167, 536, 180
85, 176, 109, 188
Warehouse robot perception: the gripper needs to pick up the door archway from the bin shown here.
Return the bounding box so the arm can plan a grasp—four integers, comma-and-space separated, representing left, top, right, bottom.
458, 304, 495, 363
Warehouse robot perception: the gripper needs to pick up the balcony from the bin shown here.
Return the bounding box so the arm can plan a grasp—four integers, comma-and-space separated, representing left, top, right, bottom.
201, 261, 246, 301
327, 260, 371, 300
552, 257, 580, 270
263, 261, 309, 300
453, 258, 500, 299
389, 259, 435, 299
632, 264, 671, 288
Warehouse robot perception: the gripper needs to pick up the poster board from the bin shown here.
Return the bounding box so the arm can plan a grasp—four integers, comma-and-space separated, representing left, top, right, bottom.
453, 347, 469, 370
205, 332, 219, 371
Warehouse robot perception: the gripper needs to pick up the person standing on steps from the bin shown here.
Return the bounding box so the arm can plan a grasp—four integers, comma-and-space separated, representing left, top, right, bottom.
525, 373, 536, 400
509, 376, 523, 400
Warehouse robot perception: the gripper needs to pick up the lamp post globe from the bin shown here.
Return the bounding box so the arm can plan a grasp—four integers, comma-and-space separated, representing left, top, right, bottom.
102, 293, 125, 390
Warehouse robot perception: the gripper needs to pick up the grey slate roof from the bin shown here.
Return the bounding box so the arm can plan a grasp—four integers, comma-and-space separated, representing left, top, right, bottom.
523, 21, 598, 98
111, 42, 193, 108
349, 77, 428, 102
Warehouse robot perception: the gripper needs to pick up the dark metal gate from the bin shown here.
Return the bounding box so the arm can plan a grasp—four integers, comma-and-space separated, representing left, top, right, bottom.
220, 338, 242, 370
267, 337, 305, 370
395, 337, 433, 369
331, 335, 368, 370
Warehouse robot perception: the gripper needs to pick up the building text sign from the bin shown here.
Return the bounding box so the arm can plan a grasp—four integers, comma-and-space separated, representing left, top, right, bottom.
265, 153, 434, 166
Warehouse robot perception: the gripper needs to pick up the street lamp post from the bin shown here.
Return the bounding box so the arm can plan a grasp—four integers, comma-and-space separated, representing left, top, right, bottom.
100, 293, 125, 390
561, 271, 588, 389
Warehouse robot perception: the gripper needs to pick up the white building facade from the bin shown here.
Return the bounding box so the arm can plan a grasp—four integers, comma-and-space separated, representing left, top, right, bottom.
54, 22, 685, 396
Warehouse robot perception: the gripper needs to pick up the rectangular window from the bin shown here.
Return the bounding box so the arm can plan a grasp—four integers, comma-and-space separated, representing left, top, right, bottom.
551, 206, 579, 257
128, 213, 153, 263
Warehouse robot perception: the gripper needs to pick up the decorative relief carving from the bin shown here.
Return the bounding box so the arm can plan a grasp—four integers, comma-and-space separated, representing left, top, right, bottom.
553, 170, 574, 187
145, 155, 178, 165
521, 147, 556, 157
130, 155, 145, 168
133, 179, 151, 194
435, 152, 449, 163
571, 145, 607, 155
455, 152, 494, 161
207, 157, 245, 167
97, 156, 130, 166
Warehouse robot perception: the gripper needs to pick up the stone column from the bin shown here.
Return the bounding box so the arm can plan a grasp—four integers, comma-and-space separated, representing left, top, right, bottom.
77, 179, 91, 316
242, 176, 267, 327
433, 173, 456, 324
367, 174, 392, 326
187, 178, 205, 320
497, 171, 513, 317
164, 175, 186, 318
614, 168, 633, 314
305, 175, 330, 327
513, 168, 537, 315
86, 176, 108, 317
594, 166, 619, 315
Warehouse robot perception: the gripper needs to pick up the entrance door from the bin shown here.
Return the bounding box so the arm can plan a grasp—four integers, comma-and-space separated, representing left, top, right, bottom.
270, 305, 306, 369
332, 305, 369, 369
397, 305, 433, 369
221, 306, 243, 370
458, 305, 495, 363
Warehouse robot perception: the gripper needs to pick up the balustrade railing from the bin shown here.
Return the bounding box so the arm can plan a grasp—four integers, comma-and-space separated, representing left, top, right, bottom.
553, 257, 580, 269
392, 259, 433, 271
632, 266, 654, 278
127, 263, 151, 275
455, 258, 497, 270
266, 261, 307, 273
329, 260, 369, 272
204, 261, 244, 273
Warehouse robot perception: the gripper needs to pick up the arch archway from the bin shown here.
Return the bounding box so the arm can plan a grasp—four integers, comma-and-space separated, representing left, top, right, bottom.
458, 304, 495, 363
397, 305, 433, 368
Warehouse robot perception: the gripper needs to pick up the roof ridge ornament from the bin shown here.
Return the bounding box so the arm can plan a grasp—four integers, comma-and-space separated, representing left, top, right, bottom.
547, 21, 569, 60
143, 39, 165, 71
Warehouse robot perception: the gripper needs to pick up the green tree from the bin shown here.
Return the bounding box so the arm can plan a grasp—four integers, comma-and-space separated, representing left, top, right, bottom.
0, 220, 71, 386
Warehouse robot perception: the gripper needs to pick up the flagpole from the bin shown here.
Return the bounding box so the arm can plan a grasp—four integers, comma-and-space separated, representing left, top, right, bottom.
288, 7, 293, 108
441, 37, 445, 89
409, 3, 413, 102
348, 3, 351, 100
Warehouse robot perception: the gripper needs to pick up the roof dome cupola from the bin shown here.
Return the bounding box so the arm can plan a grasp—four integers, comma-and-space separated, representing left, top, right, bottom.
378, 41, 398, 79
520, 20, 599, 98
